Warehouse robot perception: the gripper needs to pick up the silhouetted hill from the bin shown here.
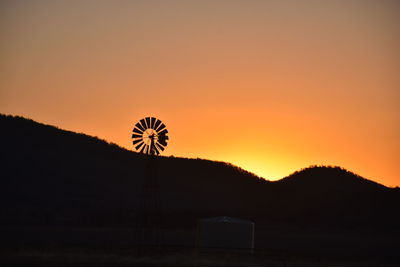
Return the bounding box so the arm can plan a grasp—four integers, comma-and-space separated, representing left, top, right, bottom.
1, 114, 399, 230
280, 166, 386, 190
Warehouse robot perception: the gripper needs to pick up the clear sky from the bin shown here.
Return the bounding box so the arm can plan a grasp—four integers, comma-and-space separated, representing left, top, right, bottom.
1, 0, 399, 186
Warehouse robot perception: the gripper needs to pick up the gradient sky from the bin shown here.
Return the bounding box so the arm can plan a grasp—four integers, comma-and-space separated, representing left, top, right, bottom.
1, 0, 399, 186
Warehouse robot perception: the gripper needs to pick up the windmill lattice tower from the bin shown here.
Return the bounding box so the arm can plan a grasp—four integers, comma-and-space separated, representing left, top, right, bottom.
132, 117, 169, 247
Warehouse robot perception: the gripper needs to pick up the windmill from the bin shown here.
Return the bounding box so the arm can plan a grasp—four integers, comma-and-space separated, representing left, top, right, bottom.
132, 117, 168, 155
132, 117, 168, 247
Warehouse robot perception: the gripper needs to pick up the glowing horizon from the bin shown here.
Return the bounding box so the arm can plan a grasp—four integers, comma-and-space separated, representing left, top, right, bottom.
1, 0, 399, 187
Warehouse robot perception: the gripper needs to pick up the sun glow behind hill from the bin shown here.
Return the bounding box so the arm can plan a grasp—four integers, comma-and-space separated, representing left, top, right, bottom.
110, 107, 394, 186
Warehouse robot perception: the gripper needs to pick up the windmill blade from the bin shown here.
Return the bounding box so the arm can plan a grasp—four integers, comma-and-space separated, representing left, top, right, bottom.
158, 131, 168, 145
156, 123, 166, 132
150, 117, 156, 128
132, 133, 142, 139
153, 146, 160, 155
153, 119, 162, 131
140, 118, 148, 129
135, 141, 144, 151
155, 142, 164, 151
140, 143, 147, 154
143, 145, 147, 154
155, 122, 165, 132
158, 133, 168, 141
132, 138, 142, 145
133, 127, 143, 134
157, 134, 168, 146
158, 138, 167, 146
145, 117, 152, 129
158, 129, 168, 136
135, 122, 145, 132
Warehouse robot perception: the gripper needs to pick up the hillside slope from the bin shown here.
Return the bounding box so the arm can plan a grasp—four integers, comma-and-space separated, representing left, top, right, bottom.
0, 114, 399, 229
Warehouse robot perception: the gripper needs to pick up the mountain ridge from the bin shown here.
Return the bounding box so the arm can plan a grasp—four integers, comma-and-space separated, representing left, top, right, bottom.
0, 113, 391, 188
0, 113, 399, 229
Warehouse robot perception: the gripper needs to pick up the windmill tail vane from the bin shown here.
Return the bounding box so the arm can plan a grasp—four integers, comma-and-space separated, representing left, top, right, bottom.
132, 117, 169, 155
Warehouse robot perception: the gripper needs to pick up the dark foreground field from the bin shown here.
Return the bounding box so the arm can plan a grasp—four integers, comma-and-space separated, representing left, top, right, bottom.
1, 226, 398, 266
1, 246, 398, 267
4, 247, 396, 267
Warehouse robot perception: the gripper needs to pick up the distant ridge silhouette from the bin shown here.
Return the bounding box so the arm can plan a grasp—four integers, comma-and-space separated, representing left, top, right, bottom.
0, 114, 399, 230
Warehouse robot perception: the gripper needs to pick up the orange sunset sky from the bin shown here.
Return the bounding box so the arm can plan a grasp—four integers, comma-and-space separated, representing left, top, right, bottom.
1, 0, 399, 186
